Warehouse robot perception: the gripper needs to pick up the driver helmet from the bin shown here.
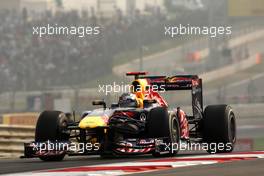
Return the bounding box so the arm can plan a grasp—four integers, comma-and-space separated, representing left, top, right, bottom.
118, 93, 139, 108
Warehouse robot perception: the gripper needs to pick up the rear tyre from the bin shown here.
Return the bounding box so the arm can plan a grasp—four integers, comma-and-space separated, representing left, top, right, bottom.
35, 111, 70, 161
203, 105, 236, 154
147, 107, 180, 157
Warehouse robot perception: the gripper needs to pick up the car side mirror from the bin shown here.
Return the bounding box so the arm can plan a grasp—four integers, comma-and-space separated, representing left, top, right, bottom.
111, 103, 119, 108
92, 100, 106, 109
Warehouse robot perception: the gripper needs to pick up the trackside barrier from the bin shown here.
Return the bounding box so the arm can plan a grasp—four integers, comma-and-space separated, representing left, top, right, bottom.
1, 113, 39, 126
0, 125, 34, 158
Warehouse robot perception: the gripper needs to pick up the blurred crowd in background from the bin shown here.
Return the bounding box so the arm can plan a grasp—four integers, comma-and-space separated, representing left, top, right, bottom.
0, 8, 165, 92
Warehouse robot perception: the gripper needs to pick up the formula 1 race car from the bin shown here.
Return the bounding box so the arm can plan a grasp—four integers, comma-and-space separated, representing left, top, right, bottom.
22, 72, 236, 161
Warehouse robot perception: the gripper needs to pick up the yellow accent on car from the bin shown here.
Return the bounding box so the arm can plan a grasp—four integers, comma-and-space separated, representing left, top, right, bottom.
131, 79, 149, 108
79, 116, 107, 129
131, 79, 148, 93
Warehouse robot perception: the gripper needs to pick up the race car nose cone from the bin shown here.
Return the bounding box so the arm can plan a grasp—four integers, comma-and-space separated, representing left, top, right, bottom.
79, 116, 107, 129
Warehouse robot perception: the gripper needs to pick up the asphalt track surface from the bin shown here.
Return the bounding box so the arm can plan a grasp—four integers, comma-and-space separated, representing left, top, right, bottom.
0, 118, 263, 175
0, 155, 155, 175
132, 158, 264, 176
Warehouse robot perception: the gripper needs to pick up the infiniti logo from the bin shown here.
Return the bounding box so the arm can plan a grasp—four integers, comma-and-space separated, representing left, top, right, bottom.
140, 113, 146, 122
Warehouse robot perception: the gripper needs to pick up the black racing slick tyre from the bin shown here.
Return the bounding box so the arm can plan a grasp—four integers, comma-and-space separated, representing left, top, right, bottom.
35, 111, 70, 161
147, 107, 180, 157
203, 105, 236, 154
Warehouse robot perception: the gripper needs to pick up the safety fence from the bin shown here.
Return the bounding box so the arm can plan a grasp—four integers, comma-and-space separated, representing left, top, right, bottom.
0, 125, 34, 158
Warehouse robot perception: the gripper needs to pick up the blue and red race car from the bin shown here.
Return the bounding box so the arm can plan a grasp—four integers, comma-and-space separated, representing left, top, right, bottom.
22, 72, 236, 161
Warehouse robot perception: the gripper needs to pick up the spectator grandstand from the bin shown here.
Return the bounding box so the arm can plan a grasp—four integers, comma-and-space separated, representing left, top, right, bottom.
0, 8, 168, 92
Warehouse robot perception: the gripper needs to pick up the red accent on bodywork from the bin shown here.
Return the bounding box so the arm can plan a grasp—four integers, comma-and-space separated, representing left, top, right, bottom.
144, 78, 168, 107
145, 90, 168, 107
143, 157, 255, 163
126, 72, 148, 76
113, 111, 135, 118
46, 165, 172, 172
177, 109, 189, 140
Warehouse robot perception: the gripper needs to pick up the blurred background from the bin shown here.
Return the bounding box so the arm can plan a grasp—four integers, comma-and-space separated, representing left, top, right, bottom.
0, 0, 263, 157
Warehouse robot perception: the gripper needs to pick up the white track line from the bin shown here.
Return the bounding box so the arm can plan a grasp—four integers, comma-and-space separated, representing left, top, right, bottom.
4, 152, 264, 176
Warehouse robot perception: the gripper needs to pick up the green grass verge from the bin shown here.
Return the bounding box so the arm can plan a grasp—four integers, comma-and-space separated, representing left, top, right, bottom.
204, 59, 264, 90
254, 138, 264, 150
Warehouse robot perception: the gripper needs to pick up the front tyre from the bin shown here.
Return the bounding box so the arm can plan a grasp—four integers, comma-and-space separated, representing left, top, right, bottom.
147, 107, 180, 157
203, 105, 236, 154
35, 111, 70, 161
166, 112, 180, 156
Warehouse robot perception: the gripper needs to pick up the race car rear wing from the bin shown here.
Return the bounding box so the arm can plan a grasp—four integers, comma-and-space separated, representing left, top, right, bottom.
127, 72, 203, 119
146, 75, 203, 117
126, 72, 200, 90
146, 75, 199, 90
